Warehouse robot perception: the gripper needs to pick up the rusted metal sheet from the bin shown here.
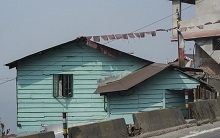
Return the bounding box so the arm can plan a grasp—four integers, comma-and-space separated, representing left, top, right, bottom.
169, 54, 194, 67
95, 63, 170, 94
178, 31, 185, 67
6, 37, 151, 69
172, 30, 220, 41
95, 63, 214, 94
178, 48, 185, 67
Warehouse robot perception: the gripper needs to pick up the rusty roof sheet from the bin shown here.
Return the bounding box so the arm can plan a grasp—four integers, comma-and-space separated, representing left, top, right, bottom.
95, 63, 214, 94
95, 63, 170, 94
6, 37, 152, 69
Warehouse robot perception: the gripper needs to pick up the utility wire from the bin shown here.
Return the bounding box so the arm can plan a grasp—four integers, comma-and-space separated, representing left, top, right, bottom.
132, 0, 206, 33
0, 77, 13, 80
0, 54, 81, 85
0, 0, 207, 131
103, 0, 206, 45
0, 0, 204, 86
93, 0, 206, 122
0, 77, 16, 85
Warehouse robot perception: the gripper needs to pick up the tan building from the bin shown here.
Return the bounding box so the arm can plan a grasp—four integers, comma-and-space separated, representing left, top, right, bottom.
170, 0, 220, 95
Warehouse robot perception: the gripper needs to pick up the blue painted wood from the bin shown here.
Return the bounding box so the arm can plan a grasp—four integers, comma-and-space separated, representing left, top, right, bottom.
108, 68, 200, 123
17, 126, 43, 132
16, 41, 200, 132
16, 42, 149, 133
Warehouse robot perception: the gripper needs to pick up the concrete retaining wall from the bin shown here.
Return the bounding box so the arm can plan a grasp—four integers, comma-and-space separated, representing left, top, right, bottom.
68, 118, 128, 138
19, 101, 220, 138
209, 99, 220, 117
189, 99, 220, 122
17, 131, 54, 138
133, 108, 186, 133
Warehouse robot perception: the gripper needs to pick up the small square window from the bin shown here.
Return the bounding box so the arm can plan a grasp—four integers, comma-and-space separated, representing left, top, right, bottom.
213, 37, 220, 50
53, 74, 73, 97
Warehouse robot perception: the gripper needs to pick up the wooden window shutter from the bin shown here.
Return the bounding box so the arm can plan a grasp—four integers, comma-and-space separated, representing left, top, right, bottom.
53, 74, 59, 97
213, 37, 220, 50
63, 74, 73, 97
69, 75, 73, 97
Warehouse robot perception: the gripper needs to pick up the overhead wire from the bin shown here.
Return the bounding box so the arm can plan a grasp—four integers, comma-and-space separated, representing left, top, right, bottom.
0, 0, 204, 86
103, 0, 206, 45
0, 53, 82, 85
93, 0, 207, 122
0, 0, 207, 129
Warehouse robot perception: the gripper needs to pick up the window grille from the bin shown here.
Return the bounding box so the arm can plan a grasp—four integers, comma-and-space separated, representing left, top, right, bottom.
53, 74, 73, 97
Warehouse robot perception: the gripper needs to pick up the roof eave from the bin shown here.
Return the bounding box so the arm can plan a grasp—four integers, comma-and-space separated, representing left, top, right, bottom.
5, 37, 83, 69
95, 63, 170, 94
95, 64, 214, 94
5, 62, 17, 69
175, 69, 215, 92
6, 37, 153, 69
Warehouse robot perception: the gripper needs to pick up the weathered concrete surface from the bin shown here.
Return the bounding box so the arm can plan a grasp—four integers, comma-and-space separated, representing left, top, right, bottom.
209, 79, 220, 96
68, 118, 128, 138
135, 124, 187, 138
151, 120, 220, 138
2, 134, 17, 138
17, 131, 54, 138
189, 99, 220, 123
133, 119, 197, 137
207, 99, 220, 117
133, 108, 186, 134
189, 100, 215, 122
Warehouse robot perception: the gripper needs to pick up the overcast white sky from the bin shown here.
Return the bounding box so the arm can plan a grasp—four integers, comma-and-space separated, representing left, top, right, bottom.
0, 0, 195, 134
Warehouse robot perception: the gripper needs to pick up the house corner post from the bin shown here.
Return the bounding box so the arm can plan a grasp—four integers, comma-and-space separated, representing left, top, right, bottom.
62, 112, 68, 138
185, 91, 189, 119
162, 90, 166, 108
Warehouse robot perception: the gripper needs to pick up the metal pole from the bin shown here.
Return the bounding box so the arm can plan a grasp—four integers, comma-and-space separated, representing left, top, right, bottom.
63, 112, 68, 138
176, 9, 185, 67
176, 9, 180, 66
185, 91, 189, 119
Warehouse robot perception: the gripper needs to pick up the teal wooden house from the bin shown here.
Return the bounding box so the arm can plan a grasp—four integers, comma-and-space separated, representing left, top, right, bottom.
6, 37, 212, 133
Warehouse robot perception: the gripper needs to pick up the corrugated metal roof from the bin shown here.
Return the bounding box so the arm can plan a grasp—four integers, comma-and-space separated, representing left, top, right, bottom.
175, 69, 214, 92
95, 63, 170, 94
5, 37, 152, 69
95, 63, 214, 94
168, 54, 194, 67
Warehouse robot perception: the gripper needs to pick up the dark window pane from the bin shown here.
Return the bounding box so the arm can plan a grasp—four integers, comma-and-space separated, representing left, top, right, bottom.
53, 75, 59, 97
213, 37, 220, 50
62, 74, 73, 97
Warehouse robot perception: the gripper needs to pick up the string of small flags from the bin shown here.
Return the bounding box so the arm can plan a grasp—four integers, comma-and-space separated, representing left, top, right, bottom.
85, 19, 220, 42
